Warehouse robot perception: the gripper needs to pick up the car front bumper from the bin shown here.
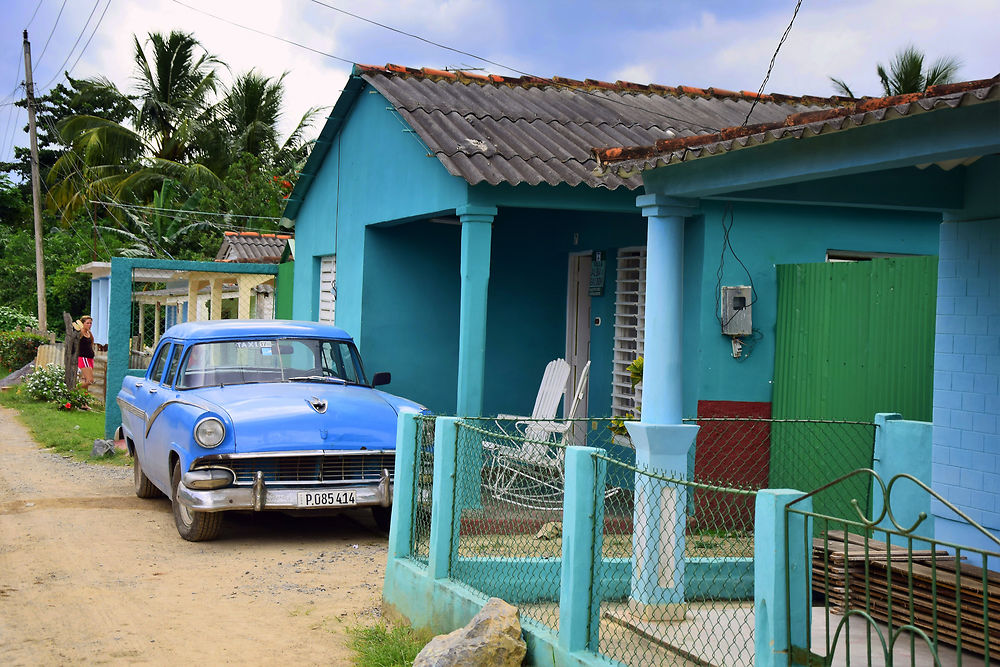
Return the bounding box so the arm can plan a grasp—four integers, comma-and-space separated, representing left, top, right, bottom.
176, 468, 393, 513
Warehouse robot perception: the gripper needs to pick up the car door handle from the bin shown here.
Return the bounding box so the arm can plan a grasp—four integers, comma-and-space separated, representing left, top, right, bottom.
135, 383, 143, 388
148, 388, 157, 394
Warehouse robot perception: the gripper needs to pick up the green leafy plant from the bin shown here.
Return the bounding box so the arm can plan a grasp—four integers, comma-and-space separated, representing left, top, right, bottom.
0, 306, 38, 332
609, 356, 643, 436
59, 387, 93, 411
0, 331, 49, 369
24, 363, 70, 403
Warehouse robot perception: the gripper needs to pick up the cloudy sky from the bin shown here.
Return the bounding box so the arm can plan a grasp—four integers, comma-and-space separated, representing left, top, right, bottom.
1, 0, 998, 165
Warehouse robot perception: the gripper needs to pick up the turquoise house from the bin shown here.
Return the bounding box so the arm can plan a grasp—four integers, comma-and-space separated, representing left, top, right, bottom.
283, 63, 941, 426
598, 76, 1000, 553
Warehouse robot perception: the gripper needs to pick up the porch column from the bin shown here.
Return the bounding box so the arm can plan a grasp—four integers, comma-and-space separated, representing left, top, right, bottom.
187, 278, 201, 322
210, 277, 224, 320
153, 301, 161, 346
625, 194, 699, 620
455, 205, 496, 417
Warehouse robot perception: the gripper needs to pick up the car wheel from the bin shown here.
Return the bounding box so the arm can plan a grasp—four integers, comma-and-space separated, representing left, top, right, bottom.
171, 461, 223, 541
371, 506, 392, 533
133, 451, 163, 499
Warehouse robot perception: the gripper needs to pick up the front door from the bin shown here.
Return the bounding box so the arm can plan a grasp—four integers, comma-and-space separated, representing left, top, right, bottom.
565, 253, 592, 421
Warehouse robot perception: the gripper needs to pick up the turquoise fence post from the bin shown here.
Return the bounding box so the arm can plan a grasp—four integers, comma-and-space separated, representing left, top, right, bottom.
755, 489, 812, 667
559, 446, 606, 653
388, 411, 419, 560
428, 417, 458, 579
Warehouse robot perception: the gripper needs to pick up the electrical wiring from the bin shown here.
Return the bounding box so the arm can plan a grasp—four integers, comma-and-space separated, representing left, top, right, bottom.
91, 200, 283, 222
715, 205, 757, 331
743, 0, 804, 126
26, 0, 44, 29
173, 0, 722, 133
61, 0, 112, 84
36, 0, 102, 93
33, 0, 67, 72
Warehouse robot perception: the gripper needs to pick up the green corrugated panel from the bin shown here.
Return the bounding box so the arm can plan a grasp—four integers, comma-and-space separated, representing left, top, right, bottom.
275, 261, 295, 319
771, 256, 938, 517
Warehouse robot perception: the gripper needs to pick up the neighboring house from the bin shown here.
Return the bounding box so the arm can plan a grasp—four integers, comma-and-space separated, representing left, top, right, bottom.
282, 63, 940, 424
215, 231, 292, 263
596, 76, 1000, 552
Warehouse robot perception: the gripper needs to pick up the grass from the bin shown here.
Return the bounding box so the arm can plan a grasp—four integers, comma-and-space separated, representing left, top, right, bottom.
347, 623, 432, 667
0, 385, 128, 466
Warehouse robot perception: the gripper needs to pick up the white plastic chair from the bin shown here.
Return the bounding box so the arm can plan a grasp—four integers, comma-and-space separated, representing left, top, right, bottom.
496, 358, 571, 434
483, 360, 592, 509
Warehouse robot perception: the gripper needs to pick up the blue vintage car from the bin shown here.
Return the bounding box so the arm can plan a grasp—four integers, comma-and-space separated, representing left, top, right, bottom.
116, 320, 427, 541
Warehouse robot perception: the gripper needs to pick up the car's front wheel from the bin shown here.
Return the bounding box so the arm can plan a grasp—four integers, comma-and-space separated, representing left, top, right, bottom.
171, 461, 223, 541
133, 450, 163, 499
371, 506, 392, 533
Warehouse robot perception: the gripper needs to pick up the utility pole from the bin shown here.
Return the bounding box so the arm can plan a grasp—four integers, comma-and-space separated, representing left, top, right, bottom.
23, 30, 47, 333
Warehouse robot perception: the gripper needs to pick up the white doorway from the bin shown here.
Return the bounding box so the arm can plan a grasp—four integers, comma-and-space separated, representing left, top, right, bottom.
565, 252, 592, 420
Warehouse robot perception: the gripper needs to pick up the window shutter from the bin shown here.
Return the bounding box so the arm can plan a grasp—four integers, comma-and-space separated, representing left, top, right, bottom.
612, 247, 646, 417
319, 255, 336, 324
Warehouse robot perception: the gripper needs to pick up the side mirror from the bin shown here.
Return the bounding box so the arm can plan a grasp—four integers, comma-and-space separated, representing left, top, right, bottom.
372, 372, 391, 387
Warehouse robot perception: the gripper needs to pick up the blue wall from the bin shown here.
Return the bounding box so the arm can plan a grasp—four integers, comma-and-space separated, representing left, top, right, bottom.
291, 86, 467, 340
687, 200, 940, 412
931, 156, 1000, 552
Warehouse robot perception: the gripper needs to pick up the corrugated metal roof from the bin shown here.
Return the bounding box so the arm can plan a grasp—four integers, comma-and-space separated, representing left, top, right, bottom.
358, 64, 848, 191
215, 232, 293, 264
596, 76, 1000, 177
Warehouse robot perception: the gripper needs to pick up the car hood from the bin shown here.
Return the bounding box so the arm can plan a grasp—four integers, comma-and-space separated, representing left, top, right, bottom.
193, 383, 401, 453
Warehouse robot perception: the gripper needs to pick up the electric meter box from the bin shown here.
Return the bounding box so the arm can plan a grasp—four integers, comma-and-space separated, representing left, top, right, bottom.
721, 285, 753, 336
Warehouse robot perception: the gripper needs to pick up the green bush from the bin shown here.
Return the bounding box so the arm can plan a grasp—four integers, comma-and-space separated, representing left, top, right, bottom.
0, 306, 39, 332
0, 331, 49, 369
24, 363, 70, 402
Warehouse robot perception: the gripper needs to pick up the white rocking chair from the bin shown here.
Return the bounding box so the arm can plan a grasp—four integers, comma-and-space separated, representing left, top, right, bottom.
483, 360, 591, 510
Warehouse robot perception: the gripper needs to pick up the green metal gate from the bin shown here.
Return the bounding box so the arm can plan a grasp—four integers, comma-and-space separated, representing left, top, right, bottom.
785, 469, 1000, 665
771, 256, 938, 518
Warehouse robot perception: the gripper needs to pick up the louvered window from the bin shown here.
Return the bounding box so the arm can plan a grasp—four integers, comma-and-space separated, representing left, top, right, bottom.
319, 255, 336, 324
612, 247, 646, 417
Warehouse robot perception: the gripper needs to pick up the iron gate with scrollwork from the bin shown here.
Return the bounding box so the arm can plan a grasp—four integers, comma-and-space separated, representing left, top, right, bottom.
785, 469, 1000, 666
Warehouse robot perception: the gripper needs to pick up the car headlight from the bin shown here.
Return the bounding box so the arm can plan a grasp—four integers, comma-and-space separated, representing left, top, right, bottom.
194, 417, 225, 448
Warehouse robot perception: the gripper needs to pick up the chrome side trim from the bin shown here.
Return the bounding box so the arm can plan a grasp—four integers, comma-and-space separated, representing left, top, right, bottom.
145, 398, 210, 438
117, 397, 147, 423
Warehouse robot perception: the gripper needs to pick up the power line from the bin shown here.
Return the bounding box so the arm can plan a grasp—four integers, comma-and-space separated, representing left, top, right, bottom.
61, 0, 113, 86
26, 0, 44, 29
34, 0, 67, 71
743, 0, 804, 126
307, 0, 722, 132
37, 0, 102, 93
168, 0, 354, 65
91, 200, 283, 222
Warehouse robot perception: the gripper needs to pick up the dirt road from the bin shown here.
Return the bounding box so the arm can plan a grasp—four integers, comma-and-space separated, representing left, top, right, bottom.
0, 406, 389, 665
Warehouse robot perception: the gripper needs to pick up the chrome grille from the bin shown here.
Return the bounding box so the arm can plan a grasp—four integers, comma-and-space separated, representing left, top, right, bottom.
199, 453, 395, 486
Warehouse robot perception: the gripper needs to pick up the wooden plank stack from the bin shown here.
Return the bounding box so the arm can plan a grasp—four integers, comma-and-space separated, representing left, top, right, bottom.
812, 530, 1000, 659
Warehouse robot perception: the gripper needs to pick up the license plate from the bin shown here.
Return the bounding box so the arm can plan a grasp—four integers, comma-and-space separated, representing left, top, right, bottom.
297, 490, 357, 507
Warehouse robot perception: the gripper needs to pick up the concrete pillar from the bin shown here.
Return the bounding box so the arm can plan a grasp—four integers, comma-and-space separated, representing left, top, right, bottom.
455, 205, 496, 417
187, 278, 201, 322
210, 277, 224, 320
755, 489, 812, 667
559, 446, 606, 652
137, 302, 145, 349
153, 301, 161, 345
625, 194, 699, 619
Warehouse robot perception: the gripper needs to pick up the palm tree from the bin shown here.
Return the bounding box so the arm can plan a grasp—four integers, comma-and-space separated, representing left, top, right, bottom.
830, 46, 961, 98
47, 31, 224, 219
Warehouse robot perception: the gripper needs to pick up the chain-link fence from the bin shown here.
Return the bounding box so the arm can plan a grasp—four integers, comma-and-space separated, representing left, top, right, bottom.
449, 419, 568, 633
410, 415, 435, 563
592, 452, 757, 666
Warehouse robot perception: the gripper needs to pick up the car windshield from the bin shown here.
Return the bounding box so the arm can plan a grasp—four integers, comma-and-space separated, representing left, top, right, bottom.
176, 338, 367, 389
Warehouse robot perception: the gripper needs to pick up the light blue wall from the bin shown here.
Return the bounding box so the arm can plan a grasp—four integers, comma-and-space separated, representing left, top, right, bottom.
931, 156, 1000, 552
687, 200, 940, 411
291, 86, 467, 343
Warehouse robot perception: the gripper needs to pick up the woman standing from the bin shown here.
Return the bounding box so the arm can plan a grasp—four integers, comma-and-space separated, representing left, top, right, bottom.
77, 315, 95, 389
